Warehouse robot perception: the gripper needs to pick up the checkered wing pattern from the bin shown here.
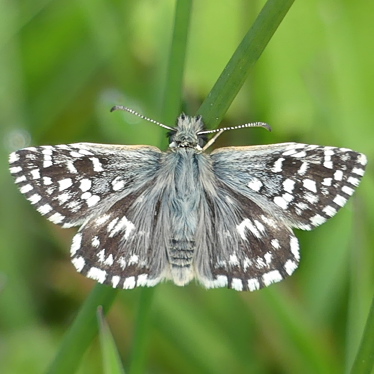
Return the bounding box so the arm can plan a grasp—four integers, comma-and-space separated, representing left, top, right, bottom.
199, 142, 367, 291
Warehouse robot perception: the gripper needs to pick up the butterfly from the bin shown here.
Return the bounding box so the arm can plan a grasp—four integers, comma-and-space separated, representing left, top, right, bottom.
9, 106, 367, 291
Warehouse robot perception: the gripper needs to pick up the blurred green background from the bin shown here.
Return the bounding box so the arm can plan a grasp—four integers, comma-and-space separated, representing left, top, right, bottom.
1, 1, 373, 373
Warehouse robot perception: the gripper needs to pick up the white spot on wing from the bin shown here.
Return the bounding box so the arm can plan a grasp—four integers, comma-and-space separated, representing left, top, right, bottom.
295, 202, 308, 210
264, 252, 272, 265
42, 147, 53, 155
212, 275, 228, 288
111, 275, 120, 288
87, 267, 107, 283
284, 260, 298, 275
323, 205, 337, 217
71, 233, 82, 255
92, 236, 100, 248
322, 178, 332, 186
72, 256, 85, 272
274, 196, 289, 209
231, 278, 243, 291
334, 170, 343, 181
67, 161, 78, 174
290, 236, 300, 260
352, 167, 365, 176
15, 175, 27, 183
86, 195, 100, 207
236, 218, 261, 239
30, 169, 41, 179
283, 179, 295, 193
282, 192, 294, 202
310, 214, 327, 226
97, 249, 105, 263
49, 212, 65, 224
137, 274, 148, 286
107, 217, 119, 232
9, 152, 20, 163
20, 184, 33, 194
79, 179, 92, 192
43, 177, 52, 185
324, 161, 333, 169
112, 177, 125, 191
109, 216, 135, 239
304, 192, 318, 204
255, 257, 266, 269
298, 162, 308, 176
28, 194, 42, 204
262, 270, 283, 286
10, 166, 22, 174
347, 176, 360, 186
293, 150, 307, 158
37, 204, 52, 215
243, 257, 252, 271
229, 254, 239, 266
247, 278, 260, 291
57, 192, 71, 204
248, 178, 263, 192
58, 178, 73, 191
128, 254, 139, 265
303, 179, 317, 193
96, 214, 111, 225
118, 256, 127, 269
104, 254, 114, 266
123, 276, 136, 289
333, 194, 347, 207
342, 185, 354, 196
90, 157, 104, 172
81, 192, 92, 200
271, 239, 280, 249
271, 157, 284, 172
254, 220, 266, 234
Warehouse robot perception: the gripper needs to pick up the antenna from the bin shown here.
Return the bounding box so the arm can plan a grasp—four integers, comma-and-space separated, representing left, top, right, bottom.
198, 121, 272, 134
110, 105, 174, 131
200, 121, 272, 152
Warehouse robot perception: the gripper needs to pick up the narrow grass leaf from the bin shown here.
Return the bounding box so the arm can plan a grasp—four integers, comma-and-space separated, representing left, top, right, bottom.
198, 0, 295, 127
97, 306, 126, 374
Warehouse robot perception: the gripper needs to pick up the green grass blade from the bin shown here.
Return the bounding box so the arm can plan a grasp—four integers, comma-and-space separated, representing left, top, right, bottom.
350, 294, 374, 374
97, 306, 126, 374
46, 285, 118, 374
160, 0, 193, 126
198, 0, 295, 126
127, 288, 156, 374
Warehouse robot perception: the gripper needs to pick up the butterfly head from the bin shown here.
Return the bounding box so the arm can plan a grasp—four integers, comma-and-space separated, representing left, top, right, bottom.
110, 105, 271, 152
168, 114, 208, 151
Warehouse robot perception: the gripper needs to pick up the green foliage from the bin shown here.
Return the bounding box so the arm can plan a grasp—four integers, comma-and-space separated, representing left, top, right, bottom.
1, 1, 373, 374
97, 306, 126, 374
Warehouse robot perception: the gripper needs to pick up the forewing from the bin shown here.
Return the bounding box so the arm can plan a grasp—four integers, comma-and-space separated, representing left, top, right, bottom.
211, 143, 367, 230
9, 143, 161, 227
